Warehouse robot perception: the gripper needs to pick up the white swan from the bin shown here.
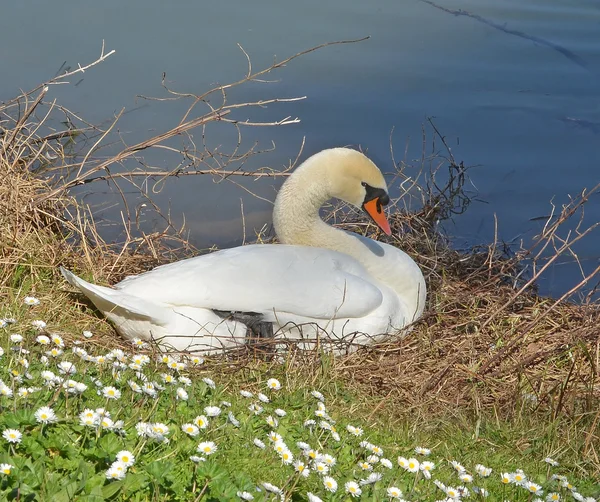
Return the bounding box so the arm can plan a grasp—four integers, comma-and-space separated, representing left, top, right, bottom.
61, 148, 426, 354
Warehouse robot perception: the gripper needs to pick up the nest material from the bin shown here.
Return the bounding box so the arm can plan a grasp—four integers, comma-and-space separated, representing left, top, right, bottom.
1, 85, 599, 424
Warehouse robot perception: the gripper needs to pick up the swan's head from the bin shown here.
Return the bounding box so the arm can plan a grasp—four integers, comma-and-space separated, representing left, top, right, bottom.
319, 148, 392, 235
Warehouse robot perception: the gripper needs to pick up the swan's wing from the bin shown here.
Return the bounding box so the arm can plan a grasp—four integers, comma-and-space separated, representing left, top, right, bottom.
116, 245, 384, 320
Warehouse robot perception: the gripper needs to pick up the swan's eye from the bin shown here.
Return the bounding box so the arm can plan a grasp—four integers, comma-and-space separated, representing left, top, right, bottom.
361, 181, 367, 188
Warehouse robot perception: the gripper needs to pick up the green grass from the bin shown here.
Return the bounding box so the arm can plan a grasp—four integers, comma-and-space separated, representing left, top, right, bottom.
0, 293, 598, 502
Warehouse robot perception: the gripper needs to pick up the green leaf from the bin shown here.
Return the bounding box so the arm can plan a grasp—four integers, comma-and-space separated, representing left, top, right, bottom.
85, 473, 106, 493
122, 472, 149, 493
50, 481, 80, 502
101, 480, 123, 499
1, 409, 36, 428
97, 434, 121, 457
145, 460, 174, 481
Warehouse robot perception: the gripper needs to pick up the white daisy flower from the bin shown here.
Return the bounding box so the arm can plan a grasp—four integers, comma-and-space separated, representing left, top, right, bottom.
451, 460, 465, 473
314, 462, 329, 474
50, 334, 64, 346
323, 476, 337, 493
398, 456, 409, 469
227, 411, 240, 427
237, 491, 254, 501
79, 410, 99, 427
459, 473, 473, 483
307, 493, 322, 502
202, 377, 216, 389
150, 423, 170, 439
249, 403, 263, 415
273, 441, 288, 455
304, 419, 316, 427
31, 320, 47, 330
445, 486, 460, 499
311, 390, 325, 401
240, 390, 253, 398
82, 330, 93, 338
142, 382, 157, 397
345, 481, 362, 498
189, 355, 204, 365
182, 423, 200, 437
99, 417, 114, 429
128, 380, 142, 393
274, 408, 286, 417
24, 296, 40, 306
194, 415, 209, 429
366, 454, 379, 464
197, 441, 217, 455
380, 458, 393, 469
501, 472, 513, 484
544, 457, 559, 467
387, 486, 403, 499
10, 334, 23, 344
513, 470, 527, 485
475, 464, 492, 477
102, 386, 121, 400
105, 466, 126, 480
268, 432, 282, 443
0, 464, 13, 475
407, 458, 420, 473
178, 376, 192, 386
36, 335, 50, 345
46, 348, 63, 358
297, 441, 311, 451
176, 387, 188, 401
116, 451, 135, 467
346, 424, 363, 436
266, 378, 281, 390
360, 472, 382, 485
57, 361, 76, 375
525, 482, 543, 495
358, 461, 372, 471
34, 406, 57, 424
135, 422, 151, 437
2, 429, 22, 443
131, 338, 148, 348
294, 460, 310, 477
546, 493, 561, 501
280, 449, 294, 465
161, 373, 176, 385
204, 406, 221, 417
266, 416, 278, 428
257, 392, 270, 403
415, 446, 431, 455
253, 438, 266, 449
420, 460, 435, 478
261, 482, 282, 494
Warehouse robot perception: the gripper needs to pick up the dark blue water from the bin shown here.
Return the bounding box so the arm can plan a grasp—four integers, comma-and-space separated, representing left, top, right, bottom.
2, 0, 599, 298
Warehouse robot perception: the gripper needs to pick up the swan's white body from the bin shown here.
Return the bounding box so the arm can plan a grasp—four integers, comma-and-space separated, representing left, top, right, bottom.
62, 148, 426, 354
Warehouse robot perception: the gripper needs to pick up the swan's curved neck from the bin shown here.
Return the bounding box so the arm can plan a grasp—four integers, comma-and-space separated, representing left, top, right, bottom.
273, 152, 426, 322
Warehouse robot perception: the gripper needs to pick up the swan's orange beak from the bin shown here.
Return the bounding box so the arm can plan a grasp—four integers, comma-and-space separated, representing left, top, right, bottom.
363, 198, 391, 236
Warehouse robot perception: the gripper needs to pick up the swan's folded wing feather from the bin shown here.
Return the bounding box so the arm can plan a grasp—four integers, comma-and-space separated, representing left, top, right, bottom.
116, 245, 383, 320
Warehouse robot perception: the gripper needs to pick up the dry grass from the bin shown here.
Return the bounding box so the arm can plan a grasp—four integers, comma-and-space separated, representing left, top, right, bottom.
1, 47, 599, 471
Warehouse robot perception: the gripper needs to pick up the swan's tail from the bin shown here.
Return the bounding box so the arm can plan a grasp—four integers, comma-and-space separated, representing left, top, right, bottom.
60, 267, 168, 324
